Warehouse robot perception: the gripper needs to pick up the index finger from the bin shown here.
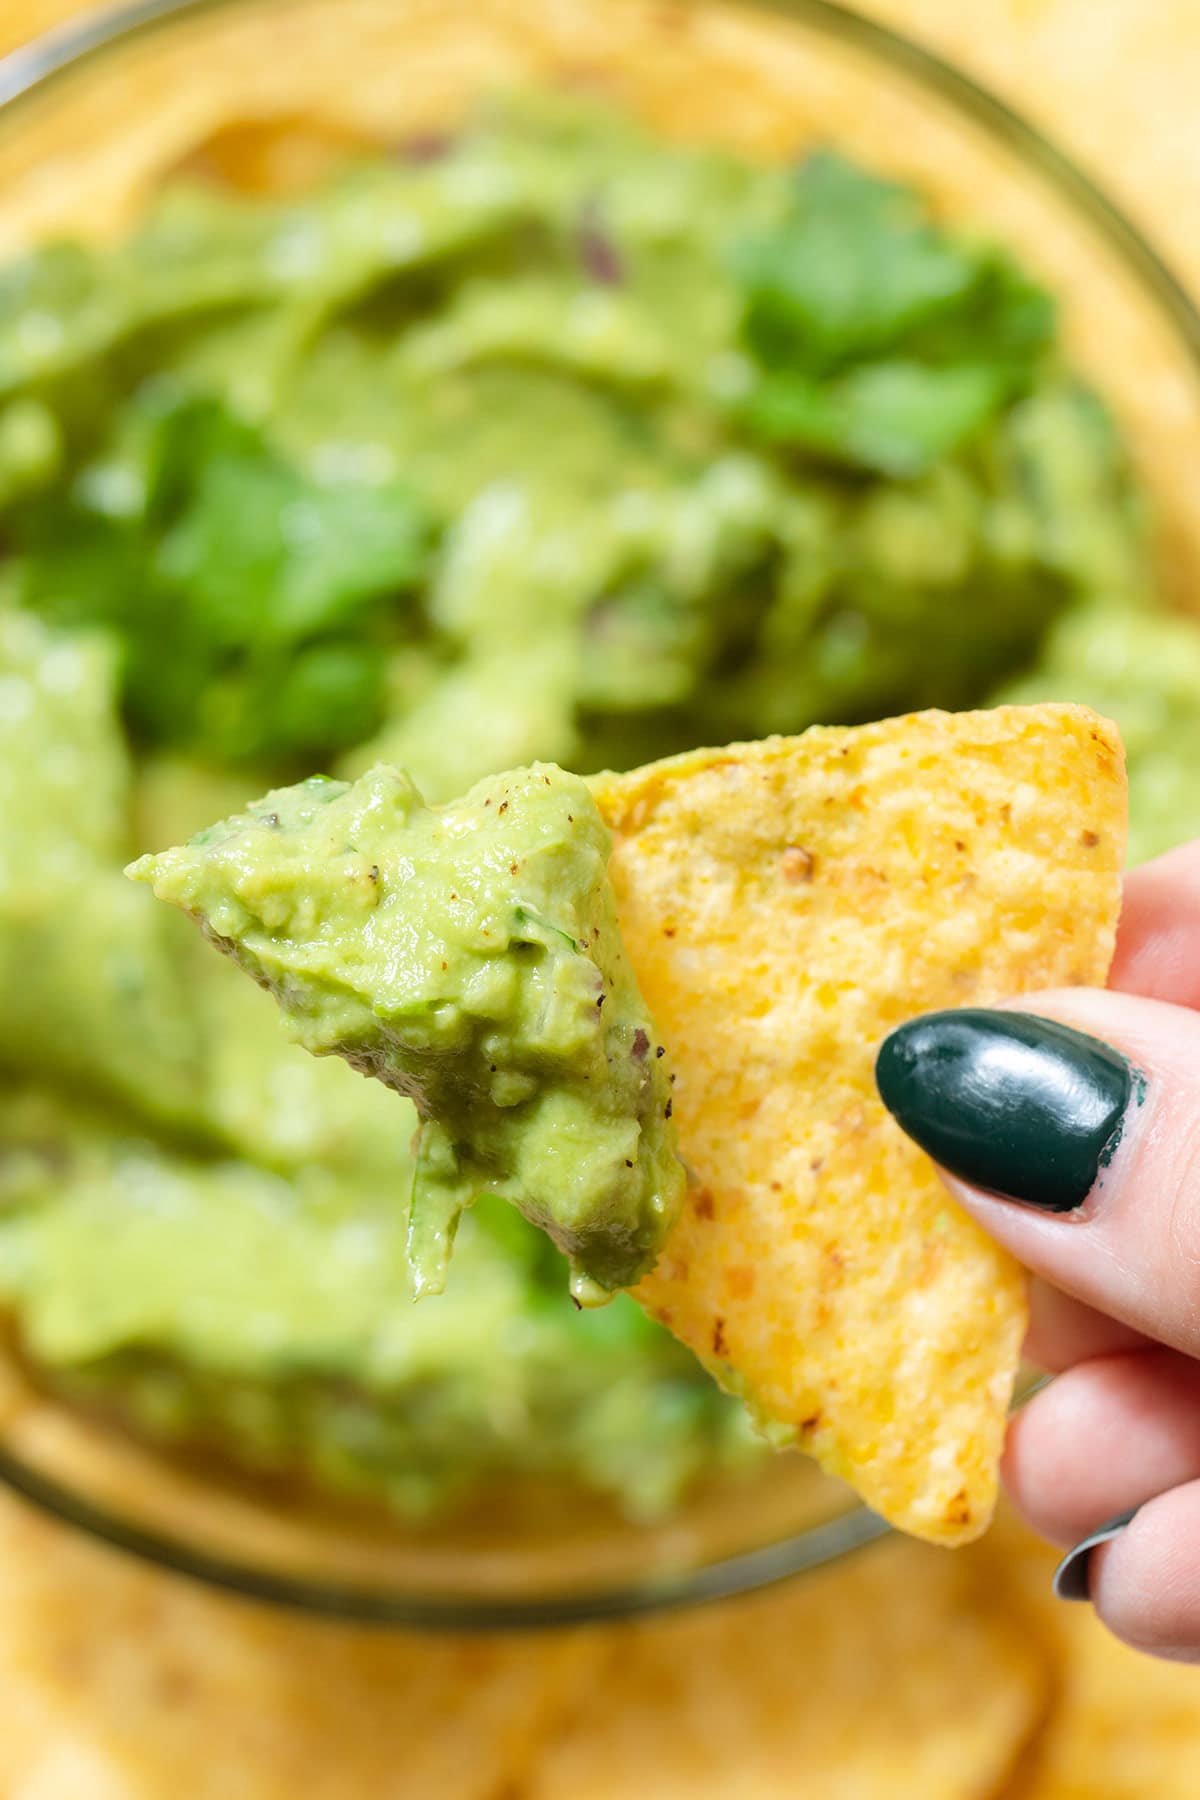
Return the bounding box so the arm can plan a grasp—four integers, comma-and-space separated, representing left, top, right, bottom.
1111, 841, 1200, 1005
1006, 842, 1200, 1377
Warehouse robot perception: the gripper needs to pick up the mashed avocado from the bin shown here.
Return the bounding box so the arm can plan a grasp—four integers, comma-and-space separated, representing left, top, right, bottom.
0, 610, 207, 1131
1000, 606, 1200, 867
0, 99, 1188, 1522
0, 103, 1151, 789
0, 1086, 742, 1520
133, 763, 683, 1300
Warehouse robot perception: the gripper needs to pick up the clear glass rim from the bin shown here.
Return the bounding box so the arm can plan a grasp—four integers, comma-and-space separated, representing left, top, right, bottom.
0, 1441, 891, 1628
1, 0, 1198, 365
0, 0, 1192, 1630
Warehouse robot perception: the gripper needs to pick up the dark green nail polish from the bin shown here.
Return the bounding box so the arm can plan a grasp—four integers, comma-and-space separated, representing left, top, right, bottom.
875, 1010, 1135, 1213
1053, 1507, 1140, 1601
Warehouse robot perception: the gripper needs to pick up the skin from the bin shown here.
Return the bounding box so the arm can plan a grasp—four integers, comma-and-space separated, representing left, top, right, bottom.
928, 840, 1200, 1662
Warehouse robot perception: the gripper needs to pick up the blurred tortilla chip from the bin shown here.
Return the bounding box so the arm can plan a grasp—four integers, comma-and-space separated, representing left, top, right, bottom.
0, 1493, 603, 1800
592, 705, 1126, 1543
526, 1534, 1048, 1798
972, 1508, 1200, 1799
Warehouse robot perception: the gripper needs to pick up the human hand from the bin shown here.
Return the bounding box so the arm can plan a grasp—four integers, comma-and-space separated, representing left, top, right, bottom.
875, 841, 1200, 1662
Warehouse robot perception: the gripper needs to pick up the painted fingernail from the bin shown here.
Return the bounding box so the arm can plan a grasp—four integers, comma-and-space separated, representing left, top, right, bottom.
875, 1010, 1135, 1213
1053, 1507, 1140, 1602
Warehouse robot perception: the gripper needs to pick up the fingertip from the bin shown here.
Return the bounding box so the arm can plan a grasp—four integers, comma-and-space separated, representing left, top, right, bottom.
1052, 1507, 1140, 1602
916, 992, 1200, 1361
1001, 1348, 1200, 1550
1090, 1487, 1200, 1663
1000, 1384, 1078, 1547
1112, 842, 1200, 1007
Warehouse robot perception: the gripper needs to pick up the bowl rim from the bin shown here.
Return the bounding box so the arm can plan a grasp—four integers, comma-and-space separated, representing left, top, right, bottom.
2, 0, 1199, 367
0, 0, 1194, 1631
0, 1442, 892, 1629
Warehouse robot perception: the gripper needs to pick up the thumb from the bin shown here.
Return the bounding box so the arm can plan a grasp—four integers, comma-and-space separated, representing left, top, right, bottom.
874, 993, 1196, 1356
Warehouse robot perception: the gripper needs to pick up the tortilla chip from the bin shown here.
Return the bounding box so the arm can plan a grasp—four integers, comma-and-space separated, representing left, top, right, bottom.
592, 704, 1126, 1543
1041, 1614, 1200, 1800
971, 1509, 1200, 1799
0, 1492, 605, 1800
0, 1497, 1046, 1800
525, 1534, 1048, 1799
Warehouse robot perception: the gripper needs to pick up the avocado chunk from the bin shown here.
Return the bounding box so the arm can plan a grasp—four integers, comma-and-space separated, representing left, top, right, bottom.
131, 761, 684, 1300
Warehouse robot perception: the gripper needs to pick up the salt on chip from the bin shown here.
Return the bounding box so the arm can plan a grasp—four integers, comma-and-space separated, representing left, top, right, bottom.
592, 705, 1126, 1544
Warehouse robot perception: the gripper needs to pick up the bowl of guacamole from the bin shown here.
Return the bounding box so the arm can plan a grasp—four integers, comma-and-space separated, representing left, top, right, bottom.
0, 0, 1199, 1626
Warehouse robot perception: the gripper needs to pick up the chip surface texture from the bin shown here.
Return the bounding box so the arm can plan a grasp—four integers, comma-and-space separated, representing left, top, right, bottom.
592, 705, 1126, 1543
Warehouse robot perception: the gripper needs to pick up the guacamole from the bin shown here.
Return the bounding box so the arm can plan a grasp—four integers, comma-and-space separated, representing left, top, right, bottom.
133, 763, 683, 1300
1000, 607, 1200, 867
0, 98, 1189, 1522
0, 103, 1152, 790
0, 1086, 743, 1520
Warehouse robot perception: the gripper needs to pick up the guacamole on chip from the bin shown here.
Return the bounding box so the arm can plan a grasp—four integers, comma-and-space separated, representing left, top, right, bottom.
137, 703, 1124, 1541
133, 762, 683, 1302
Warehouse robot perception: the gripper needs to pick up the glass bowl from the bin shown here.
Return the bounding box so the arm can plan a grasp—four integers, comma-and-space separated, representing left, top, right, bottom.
0, 0, 1197, 1630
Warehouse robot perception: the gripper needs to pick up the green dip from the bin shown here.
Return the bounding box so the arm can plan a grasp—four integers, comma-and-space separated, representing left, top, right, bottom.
0, 1087, 734, 1519
132, 763, 683, 1301
0, 99, 1188, 1520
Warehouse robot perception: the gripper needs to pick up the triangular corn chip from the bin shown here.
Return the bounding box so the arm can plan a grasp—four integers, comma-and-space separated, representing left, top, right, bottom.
591, 705, 1125, 1543
523, 1536, 1045, 1799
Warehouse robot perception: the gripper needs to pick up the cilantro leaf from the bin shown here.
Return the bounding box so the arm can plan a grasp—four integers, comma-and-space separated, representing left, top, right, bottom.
7, 396, 432, 765
733, 152, 1057, 474
736, 153, 979, 370
744, 360, 1009, 478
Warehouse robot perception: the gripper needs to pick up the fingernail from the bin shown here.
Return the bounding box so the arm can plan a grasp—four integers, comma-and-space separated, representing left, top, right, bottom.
1053, 1507, 1140, 1602
875, 1009, 1134, 1213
